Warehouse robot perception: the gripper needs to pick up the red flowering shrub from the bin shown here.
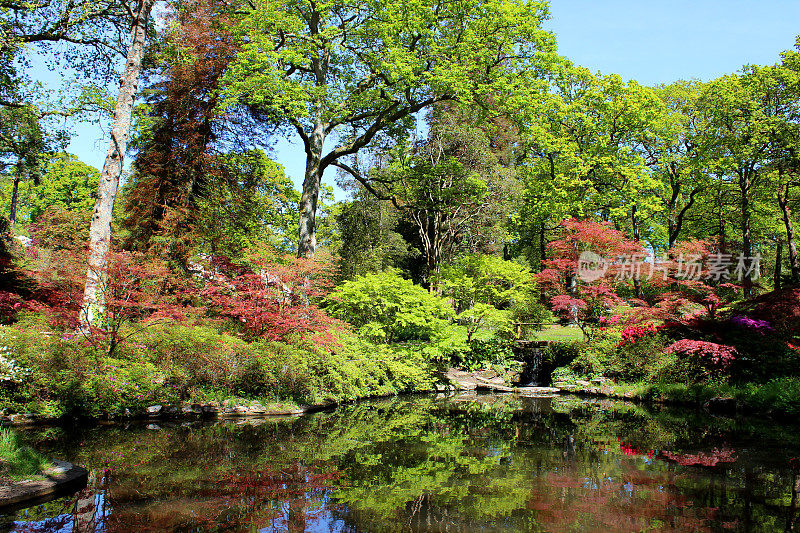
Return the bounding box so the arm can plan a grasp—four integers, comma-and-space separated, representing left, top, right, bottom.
538, 219, 644, 282
736, 288, 800, 337
0, 291, 23, 324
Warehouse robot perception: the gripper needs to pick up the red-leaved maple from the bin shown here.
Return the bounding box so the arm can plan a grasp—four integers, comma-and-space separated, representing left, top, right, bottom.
202, 249, 340, 342
24, 218, 191, 353
538, 219, 642, 338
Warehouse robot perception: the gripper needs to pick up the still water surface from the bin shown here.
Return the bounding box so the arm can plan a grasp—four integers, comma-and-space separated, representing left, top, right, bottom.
3, 393, 800, 532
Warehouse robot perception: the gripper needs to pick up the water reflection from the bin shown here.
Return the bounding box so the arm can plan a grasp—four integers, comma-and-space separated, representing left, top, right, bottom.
3, 394, 800, 532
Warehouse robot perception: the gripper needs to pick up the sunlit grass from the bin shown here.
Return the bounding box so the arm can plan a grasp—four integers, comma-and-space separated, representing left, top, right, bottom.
529, 325, 585, 343
0, 428, 50, 481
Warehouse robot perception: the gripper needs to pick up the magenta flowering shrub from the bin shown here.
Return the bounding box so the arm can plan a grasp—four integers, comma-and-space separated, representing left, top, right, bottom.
598, 314, 621, 328
618, 324, 658, 347
729, 315, 775, 335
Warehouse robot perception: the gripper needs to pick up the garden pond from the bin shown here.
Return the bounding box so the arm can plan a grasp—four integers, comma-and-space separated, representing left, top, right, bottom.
2, 393, 799, 532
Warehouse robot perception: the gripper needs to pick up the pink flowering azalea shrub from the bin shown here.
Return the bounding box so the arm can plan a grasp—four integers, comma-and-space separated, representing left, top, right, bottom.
618, 324, 658, 347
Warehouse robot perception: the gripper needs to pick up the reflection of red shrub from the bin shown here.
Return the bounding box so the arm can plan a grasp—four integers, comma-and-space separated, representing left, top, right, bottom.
660, 447, 737, 467
617, 437, 655, 457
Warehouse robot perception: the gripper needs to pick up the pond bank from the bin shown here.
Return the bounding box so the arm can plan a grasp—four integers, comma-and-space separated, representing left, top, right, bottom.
0, 461, 88, 511
2, 368, 796, 426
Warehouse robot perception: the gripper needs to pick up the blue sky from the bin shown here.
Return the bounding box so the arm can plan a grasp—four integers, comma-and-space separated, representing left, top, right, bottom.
46, 0, 800, 197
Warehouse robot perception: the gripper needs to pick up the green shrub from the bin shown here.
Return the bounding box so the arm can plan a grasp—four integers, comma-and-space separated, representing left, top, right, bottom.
327, 271, 454, 343
0, 319, 441, 414
0, 325, 176, 416
136, 323, 256, 392
458, 339, 517, 371
737, 377, 800, 415
608, 333, 672, 382
554, 327, 621, 379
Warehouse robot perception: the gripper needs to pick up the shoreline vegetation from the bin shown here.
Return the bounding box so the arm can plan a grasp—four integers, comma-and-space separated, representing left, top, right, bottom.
0, 427, 50, 482
2, 372, 798, 427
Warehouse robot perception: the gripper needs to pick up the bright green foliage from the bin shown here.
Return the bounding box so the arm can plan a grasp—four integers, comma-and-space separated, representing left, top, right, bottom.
455, 303, 512, 342
221, 0, 556, 256
642, 81, 711, 250
514, 66, 665, 260
197, 150, 298, 256
27, 153, 99, 222
327, 271, 454, 344
439, 254, 535, 310
438, 253, 545, 340
223, 0, 554, 126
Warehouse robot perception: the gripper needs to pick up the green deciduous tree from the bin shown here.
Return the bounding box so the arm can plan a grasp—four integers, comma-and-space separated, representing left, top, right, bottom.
516, 67, 663, 271
221, 0, 556, 258
28, 153, 99, 222
197, 150, 298, 258
0, 106, 44, 224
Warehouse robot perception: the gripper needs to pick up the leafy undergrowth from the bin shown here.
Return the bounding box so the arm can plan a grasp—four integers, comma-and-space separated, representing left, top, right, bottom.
0, 319, 437, 418
610, 378, 800, 418
0, 428, 51, 482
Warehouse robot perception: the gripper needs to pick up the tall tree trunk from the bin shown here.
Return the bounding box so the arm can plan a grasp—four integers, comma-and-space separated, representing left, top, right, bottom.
667, 171, 680, 250
631, 204, 643, 299
297, 113, 325, 258
775, 239, 783, 291
740, 173, 753, 297
8, 172, 19, 226
78, 0, 154, 330
539, 221, 546, 272
779, 180, 800, 284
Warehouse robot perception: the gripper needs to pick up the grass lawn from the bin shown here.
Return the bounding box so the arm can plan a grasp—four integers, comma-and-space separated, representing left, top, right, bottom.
530, 325, 585, 343
0, 428, 50, 482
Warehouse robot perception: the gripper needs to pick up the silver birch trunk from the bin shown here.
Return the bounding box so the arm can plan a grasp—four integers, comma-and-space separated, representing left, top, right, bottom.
78, 0, 154, 330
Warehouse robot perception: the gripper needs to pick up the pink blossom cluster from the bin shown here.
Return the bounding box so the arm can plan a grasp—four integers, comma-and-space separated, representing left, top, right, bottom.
618, 323, 658, 347
598, 314, 621, 328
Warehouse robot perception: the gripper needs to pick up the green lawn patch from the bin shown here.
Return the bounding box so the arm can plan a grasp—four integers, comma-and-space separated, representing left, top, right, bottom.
530, 325, 585, 343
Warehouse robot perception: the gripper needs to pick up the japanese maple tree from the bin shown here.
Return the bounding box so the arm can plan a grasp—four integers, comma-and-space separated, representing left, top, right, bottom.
25, 213, 192, 354
538, 219, 643, 338
202, 248, 340, 342
629, 238, 741, 324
